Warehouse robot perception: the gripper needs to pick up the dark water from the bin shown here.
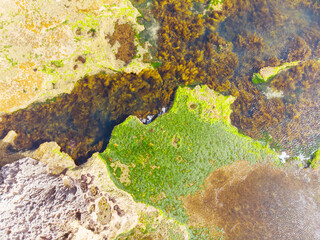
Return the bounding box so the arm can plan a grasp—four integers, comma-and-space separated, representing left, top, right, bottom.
0, 70, 172, 164
219, 0, 320, 62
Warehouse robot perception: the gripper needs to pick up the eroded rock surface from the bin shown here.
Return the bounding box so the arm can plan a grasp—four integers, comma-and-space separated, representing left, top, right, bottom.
0, 158, 94, 239
0, 153, 187, 240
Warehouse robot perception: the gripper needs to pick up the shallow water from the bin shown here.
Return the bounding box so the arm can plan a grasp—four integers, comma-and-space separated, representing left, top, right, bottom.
184, 162, 320, 239
218, 0, 320, 157
219, 0, 320, 62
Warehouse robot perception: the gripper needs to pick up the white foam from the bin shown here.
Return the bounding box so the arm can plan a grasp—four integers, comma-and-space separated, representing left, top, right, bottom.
278, 151, 290, 163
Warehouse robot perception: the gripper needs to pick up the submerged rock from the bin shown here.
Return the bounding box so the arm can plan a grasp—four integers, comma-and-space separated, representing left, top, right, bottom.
183, 161, 320, 239
252, 61, 301, 84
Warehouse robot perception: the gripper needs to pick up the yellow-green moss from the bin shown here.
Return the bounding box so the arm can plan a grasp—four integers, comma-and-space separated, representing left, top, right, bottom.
310, 149, 320, 169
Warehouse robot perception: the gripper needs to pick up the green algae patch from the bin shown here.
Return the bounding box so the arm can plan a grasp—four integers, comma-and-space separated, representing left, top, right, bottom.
189, 226, 225, 240
252, 73, 265, 84
310, 149, 320, 169
100, 85, 277, 224
182, 85, 235, 124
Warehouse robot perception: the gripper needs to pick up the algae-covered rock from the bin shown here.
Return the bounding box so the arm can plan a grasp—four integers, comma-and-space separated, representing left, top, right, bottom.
26, 141, 77, 174
0, 130, 24, 166
310, 149, 320, 169
116, 209, 188, 240
66, 153, 188, 239
100, 85, 278, 224
98, 79, 320, 238
0, 0, 152, 113
0, 131, 77, 170
204, 0, 225, 13
252, 61, 301, 84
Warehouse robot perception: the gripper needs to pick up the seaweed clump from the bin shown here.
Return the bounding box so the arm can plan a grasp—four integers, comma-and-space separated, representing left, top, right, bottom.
265, 60, 320, 155
153, 0, 238, 93
0, 69, 172, 163
107, 22, 136, 64
217, 0, 320, 155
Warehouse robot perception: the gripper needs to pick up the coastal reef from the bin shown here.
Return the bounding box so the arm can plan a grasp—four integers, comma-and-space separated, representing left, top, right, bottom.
1, 84, 320, 239
2, 0, 320, 239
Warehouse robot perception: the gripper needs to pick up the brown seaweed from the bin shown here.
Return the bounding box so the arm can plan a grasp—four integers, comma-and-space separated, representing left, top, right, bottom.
107, 22, 136, 64
265, 60, 320, 155
0, 69, 173, 164
220, 0, 320, 156
0, 0, 320, 163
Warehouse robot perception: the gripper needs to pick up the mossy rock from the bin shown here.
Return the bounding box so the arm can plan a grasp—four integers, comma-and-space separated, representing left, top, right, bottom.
252, 61, 301, 84
310, 149, 320, 169
100, 85, 278, 224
